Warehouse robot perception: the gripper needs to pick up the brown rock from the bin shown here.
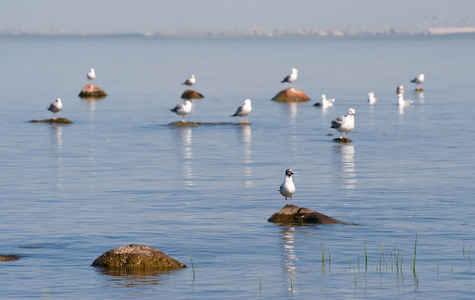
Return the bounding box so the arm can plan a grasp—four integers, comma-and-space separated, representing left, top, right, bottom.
181, 89, 204, 99
268, 204, 345, 225
333, 137, 352, 143
30, 118, 73, 124
79, 83, 107, 98
0, 254, 20, 261
271, 87, 310, 103
91, 244, 186, 271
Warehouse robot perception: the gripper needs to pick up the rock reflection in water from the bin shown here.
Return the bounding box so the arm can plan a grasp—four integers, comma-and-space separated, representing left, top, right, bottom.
94, 267, 170, 288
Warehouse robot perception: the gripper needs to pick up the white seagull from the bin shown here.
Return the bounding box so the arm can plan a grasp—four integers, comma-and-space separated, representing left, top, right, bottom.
368, 92, 377, 104
396, 85, 405, 94
331, 108, 356, 139
47, 98, 63, 119
281, 68, 298, 85
411, 73, 424, 89
182, 74, 196, 86
321, 94, 335, 107
398, 93, 413, 107
170, 99, 193, 122
231, 99, 252, 123
87, 68, 96, 82
279, 169, 296, 205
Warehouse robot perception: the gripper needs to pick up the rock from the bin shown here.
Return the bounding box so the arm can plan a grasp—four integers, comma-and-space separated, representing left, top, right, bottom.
415, 87, 424, 92
181, 89, 204, 99
268, 204, 344, 225
30, 118, 73, 124
271, 87, 310, 103
79, 83, 107, 98
91, 244, 186, 271
168, 121, 251, 127
0, 254, 20, 261
333, 137, 352, 143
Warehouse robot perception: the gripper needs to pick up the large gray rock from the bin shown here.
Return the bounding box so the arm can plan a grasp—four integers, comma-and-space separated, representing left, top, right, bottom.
91, 244, 186, 271
268, 204, 345, 225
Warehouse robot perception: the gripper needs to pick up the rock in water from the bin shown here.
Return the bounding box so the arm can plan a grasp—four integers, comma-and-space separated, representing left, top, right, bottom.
30, 118, 73, 124
181, 89, 204, 99
79, 83, 107, 98
1, 254, 20, 261
91, 244, 186, 271
268, 204, 344, 225
272, 87, 310, 103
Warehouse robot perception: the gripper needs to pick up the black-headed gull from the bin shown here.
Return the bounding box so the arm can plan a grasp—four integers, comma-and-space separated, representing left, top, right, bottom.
331, 108, 356, 139
170, 99, 193, 122
279, 169, 296, 205
368, 92, 377, 104
182, 74, 196, 86
231, 99, 252, 123
47, 98, 63, 119
281, 68, 298, 85
87, 68, 95, 81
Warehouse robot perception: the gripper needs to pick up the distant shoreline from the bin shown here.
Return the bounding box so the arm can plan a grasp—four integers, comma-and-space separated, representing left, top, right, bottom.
1, 26, 474, 38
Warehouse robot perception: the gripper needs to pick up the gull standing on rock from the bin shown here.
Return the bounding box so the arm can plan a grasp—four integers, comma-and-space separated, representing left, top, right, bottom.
279, 169, 296, 205
170, 99, 193, 122
398, 93, 413, 107
47, 98, 63, 119
182, 74, 196, 86
87, 68, 96, 82
331, 108, 356, 139
368, 92, 377, 104
411, 73, 424, 90
281, 68, 298, 85
231, 99, 252, 123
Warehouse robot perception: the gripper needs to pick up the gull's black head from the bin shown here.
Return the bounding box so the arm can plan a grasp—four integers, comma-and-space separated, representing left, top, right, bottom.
285, 169, 294, 177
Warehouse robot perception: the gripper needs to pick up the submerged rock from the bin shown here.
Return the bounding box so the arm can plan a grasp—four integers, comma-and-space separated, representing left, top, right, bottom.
91, 244, 186, 271
272, 87, 310, 103
79, 83, 107, 98
169, 121, 251, 127
268, 204, 344, 225
415, 87, 424, 92
333, 137, 352, 143
181, 89, 204, 99
30, 118, 73, 124
0, 254, 20, 261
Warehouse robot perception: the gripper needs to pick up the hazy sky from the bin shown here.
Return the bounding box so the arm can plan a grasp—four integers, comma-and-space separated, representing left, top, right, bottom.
1, 0, 473, 34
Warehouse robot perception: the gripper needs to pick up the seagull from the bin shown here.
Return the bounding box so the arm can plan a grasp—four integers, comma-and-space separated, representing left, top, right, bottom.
231, 99, 252, 123
411, 73, 424, 89
368, 92, 377, 104
170, 99, 193, 122
396, 85, 405, 94
182, 74, 196, 86
331, 108, 356, 139
398, 93, 413, 107
279, 169, 296, 205
87, 68, 96, 82
47, 98, 63, 119
281, 68, 298, 85
321, 94, 335, 107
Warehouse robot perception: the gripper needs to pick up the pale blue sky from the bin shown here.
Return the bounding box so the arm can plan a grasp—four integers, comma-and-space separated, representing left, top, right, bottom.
1, 0, 473, 34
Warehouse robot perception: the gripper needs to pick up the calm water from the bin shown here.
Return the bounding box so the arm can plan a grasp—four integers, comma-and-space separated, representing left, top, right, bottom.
1, 34, 475, 299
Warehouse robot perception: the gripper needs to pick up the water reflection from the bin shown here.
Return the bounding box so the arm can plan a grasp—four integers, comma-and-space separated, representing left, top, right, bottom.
175, 127, 194, 188
238, 125, 253, 187
50, 123, 64, 190
284, 103, 298, 124
93, 267, 168, 288
281, 226, 297, 291
333, 143, 357, 192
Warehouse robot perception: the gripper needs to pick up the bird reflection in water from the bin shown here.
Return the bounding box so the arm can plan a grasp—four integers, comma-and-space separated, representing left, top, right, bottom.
239, 125, 253, 187
175, 127, 194, 188
334, 143, 357, 192
280, 226, 298, 292
50, 123, 64, 190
